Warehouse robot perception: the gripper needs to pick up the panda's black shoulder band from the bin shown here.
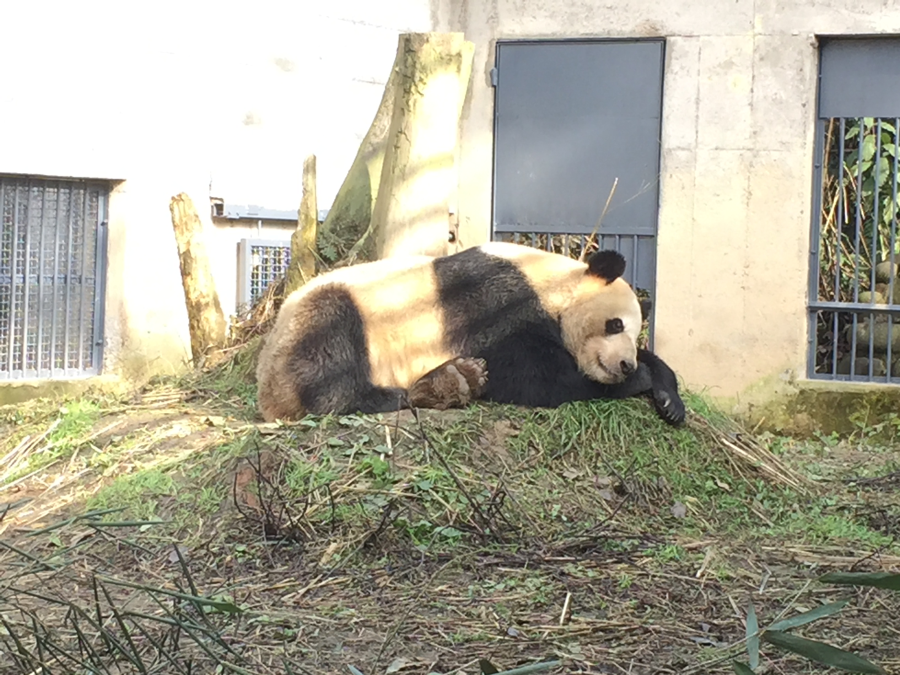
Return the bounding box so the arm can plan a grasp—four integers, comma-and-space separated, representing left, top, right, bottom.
586, 250, 626, 283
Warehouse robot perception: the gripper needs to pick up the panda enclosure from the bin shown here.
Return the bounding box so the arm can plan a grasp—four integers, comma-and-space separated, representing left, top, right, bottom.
1, 32, 899, 675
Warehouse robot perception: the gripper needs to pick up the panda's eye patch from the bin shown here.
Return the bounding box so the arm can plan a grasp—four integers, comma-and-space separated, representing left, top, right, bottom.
605, 318, 624, 335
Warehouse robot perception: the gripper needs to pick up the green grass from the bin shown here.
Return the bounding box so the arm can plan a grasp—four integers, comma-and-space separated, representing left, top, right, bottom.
87, 468, 176, 521
3, 370, 900, 675
1, 399, 104, 485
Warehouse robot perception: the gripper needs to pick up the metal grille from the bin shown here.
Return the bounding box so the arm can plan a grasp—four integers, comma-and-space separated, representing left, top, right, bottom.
237, 239, 291, 310
809, 38, 900, 383
490, 38, 665, 343
493, 231, 656, 295
0, 176, 108, 380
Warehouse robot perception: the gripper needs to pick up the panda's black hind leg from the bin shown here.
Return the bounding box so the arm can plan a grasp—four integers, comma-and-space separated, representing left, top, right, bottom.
351, 386, 412, 414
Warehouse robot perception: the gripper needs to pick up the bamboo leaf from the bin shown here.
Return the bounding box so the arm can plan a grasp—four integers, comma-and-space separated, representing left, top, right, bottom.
97, 576, 242, 613
491, 661, 562, 675
762, 631, 884, 674
819, 571, 900, 591
746, 602, 759, 670
768, 600, 848, 631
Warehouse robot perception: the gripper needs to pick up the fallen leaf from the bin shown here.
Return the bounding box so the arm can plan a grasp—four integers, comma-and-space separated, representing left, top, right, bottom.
671, 501, 687, 519
168, 545, 190, 564
386, 657, 410, 673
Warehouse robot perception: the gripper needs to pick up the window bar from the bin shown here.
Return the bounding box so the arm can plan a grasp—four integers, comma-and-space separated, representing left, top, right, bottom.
20, 183, 33, 376
64, 187, 75, 373
7, 184, 19, 374
0, 181, 4, 375
91, 199, 108, 373
78, 186, 90, 372
50, 186, 63, 373
37, 184, 48, 376
864, 120, 884, 378
852, 118, 865, 306
849, 119, 866, 378
632, 234, 640, 290
888, 118, 900, 379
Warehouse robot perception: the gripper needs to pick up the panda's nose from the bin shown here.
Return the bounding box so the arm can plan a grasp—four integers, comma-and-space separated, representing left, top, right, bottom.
620, 360, 635, 376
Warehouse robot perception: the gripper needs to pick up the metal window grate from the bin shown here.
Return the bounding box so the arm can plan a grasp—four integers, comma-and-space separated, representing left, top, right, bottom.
809, 39, 900, 383
0, 176, 108, 380
237, 239, 291, 311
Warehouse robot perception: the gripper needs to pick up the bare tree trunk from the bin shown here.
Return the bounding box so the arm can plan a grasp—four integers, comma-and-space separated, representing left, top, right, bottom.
316, 45, 402, 265
373, 32, 474, 259
318, 32, 474, 266
169, 192, 227, 366
285, 155, 318, 296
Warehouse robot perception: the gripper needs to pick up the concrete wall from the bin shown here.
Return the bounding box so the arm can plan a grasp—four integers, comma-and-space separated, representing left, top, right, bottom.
440, 0, 900, 408
0, 0, 438, 382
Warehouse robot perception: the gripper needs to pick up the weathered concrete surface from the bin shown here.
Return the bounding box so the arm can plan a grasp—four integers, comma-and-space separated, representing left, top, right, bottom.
443, 0, 900, 410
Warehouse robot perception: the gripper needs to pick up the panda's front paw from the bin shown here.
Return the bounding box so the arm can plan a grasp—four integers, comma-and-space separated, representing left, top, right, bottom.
652, 387, 686, 426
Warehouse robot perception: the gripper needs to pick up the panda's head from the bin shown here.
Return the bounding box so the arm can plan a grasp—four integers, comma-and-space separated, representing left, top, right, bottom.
560, 250, 646, 384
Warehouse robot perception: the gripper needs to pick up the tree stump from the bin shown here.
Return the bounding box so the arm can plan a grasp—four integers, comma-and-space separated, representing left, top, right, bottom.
169, 193, 227, 365
285, 154, 318, 296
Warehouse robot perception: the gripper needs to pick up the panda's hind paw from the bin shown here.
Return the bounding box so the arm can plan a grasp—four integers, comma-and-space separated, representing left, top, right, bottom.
407, 357, 489, 410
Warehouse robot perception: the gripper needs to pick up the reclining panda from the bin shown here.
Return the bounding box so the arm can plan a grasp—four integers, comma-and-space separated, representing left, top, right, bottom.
256, 242, 685, 426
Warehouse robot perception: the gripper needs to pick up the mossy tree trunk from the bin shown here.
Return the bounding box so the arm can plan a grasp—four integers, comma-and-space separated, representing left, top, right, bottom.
169, 192, 227, 366
318, 32, 474, 266
284, 154, 318, 296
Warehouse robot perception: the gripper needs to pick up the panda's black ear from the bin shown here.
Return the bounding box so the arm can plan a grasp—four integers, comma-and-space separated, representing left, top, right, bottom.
640, 298, 653, 322
586, 250, 626, 283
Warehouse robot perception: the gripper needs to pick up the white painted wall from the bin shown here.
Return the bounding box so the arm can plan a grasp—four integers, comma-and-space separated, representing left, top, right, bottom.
0, 0, 437, 380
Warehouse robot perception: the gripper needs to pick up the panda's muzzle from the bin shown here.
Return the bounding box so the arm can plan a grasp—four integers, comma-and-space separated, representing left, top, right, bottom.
597, 357, 635, 382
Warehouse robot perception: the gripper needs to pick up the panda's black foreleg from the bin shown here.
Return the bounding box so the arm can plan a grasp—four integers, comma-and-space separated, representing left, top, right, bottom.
593, 350, 684, 425
635, 348, 685, 426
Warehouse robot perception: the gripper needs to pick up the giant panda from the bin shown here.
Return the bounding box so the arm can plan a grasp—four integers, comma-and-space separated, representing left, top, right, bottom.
255, 242, 685, 426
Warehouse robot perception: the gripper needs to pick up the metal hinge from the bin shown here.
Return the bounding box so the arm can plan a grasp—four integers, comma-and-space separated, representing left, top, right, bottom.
490, 67, 498, 87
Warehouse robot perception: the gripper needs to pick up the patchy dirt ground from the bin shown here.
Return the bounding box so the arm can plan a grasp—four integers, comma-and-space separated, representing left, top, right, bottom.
1, 371, 899, 675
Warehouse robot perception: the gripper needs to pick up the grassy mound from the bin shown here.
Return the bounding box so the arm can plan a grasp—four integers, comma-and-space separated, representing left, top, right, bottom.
1, 366, 898, 674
